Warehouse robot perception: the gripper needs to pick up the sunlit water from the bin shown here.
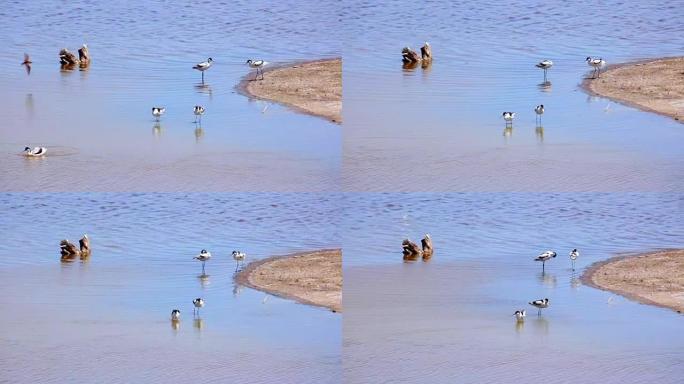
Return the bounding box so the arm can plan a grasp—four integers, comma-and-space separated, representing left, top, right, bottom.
0, 1, 340, 192
341, 1, 684, 191
342, 193, 684, 383
0, 193, 341, 383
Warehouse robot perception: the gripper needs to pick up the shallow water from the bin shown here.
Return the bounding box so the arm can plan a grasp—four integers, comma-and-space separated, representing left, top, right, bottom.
341, 0, 684, 191
0, 1, 340, 192
0, 193, 341, 383
342, 193, 684, 383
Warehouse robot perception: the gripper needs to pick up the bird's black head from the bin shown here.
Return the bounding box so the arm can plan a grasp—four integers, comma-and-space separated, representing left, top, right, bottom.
586, 57, 591, 61
24, 146, 30, 151
540, 104, 544, 108
201, 249, 207, 253
208, 58, 213, 62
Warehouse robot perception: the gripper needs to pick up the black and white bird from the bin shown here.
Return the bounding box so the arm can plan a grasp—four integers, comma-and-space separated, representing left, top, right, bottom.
535, 104, 545, 125
529, 298, 549, 316
21, 53, 32, 75
193, 58, 213, 83
246, 59, 267, 80
152, 107, 165, 122
569, 248, 579, 271
194, 249, 211, 274
193, 105, 205, 123
171, 309, 181, 321
586, 57, 606, 78
23, 146, 46, 157
502, 112, 515, 127
535, 250, 557, 272
232, 250, 246, 271
192, 298, 204, 316
535, 59, 553, 82
514, 310, 526, 321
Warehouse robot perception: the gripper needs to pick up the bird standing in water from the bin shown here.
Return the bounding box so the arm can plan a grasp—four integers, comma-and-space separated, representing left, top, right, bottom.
529, 298, 549, 316
193, 105, 205, 123
232, 250, 246, 271
586, 57, 606, 78
246, 59, 267, 80
502, 112, 515, 127
535, 104, 545, 125
514, 310, 526, 321
535, 250, 557, 272
535, 59, 553, 82
192, 298, 204, 316
152, 107, 165, 122
193, 58, 213, 83
569, 249, 579, 271
194, 249, 211, 274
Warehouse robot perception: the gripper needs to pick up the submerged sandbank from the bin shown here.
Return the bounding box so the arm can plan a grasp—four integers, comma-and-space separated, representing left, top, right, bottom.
581, 57, 684, 123
237, 58, 342, 123
581, 249, 684, 314
235, 249, 342, 312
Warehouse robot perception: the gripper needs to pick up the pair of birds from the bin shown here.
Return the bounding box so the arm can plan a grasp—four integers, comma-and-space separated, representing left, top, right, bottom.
193, 249, 247, 274
192, 57, 268, 82
514, 298, 550, 319
534, 56, 606, 80
151, 106, 205, 123
534, 249, 580, 272
60, 234, 91, 260
23, 146, 47, 157
170, 298, 205, 321
502, 105, 545, 126
401, 234, 433, 261
401, 42, 432, 64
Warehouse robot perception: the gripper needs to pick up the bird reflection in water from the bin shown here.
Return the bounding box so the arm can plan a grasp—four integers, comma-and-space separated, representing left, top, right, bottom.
537, 271, 557, 288
194, 83, 213, 99
198, 273, 210, 288
171, 319, 180, 332
533, 316, 549, 335
538, 81, 552, 93
503, 126, 513, 141
232, 283, 243, 298
153, 122, 162, 137
193, 318, 204, 331
194, 124, 204, 142
535, 126, 544, 143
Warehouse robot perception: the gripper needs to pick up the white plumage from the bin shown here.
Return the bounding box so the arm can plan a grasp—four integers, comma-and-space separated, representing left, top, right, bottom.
246, 59, 268, 80
152, 107, 165, 121
193, 58, 213, 82
192, 298, 204, 315
570, 248, 579, 270
535, 59, 553, 81
193, 105, 205, 123
502, 112, 515, 127
529, 298, 549, 315
171, 309, 181, 320
514, 310, 526, 321
586, 57, 606, 78
23, 146, 46, 157
232, 250, 246, 271
535, 250, 557, 272
194, 249, 211, 274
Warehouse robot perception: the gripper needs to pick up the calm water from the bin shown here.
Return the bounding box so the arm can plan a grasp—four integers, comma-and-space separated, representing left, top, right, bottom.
0, 193, 341, 383
341, 1, 684, 191
342, 193, 684, 383
0, 1, 340, 192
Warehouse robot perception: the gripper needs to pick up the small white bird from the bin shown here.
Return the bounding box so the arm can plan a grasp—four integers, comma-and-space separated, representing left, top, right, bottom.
23, 146, 46, 157
569, 248, 579, 270
194, 249, 211, 274
193, 105, 205, 123
232, 250, 246, 271
171, 309, 181, 320
535, 59, 553, 81
534, 104, 544, 125
193, 58, 213, 83
192, 298, 204, 316
246, 59, 268, 80
534, 250, 557, 272
152, 107, 165, 122
514, 310, 526, 321
502, 112, 515, 127
586, 57, 606, 78
529, 298, 549, 316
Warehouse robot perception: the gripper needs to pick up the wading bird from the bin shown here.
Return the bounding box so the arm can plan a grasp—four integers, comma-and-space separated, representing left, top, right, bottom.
193, 105, 205, 123
21, 53, 32, 75
535, 250, 557, 272
502, 112, 515, 127
193, 58, 213, 83
193, 298, 204, 316
586, 57, 606, 78
23, 146, 46, 157
514, 310, 526, 321
246, 59, 267, 80
529, 298, 549, 316
171, 309, 181, 321
232, 250, 246, 271
535, 59, 553, 82
194, 249, 211, 274
569, 248, 579, 271
535, 104, 545, 125
152, 107, 165, 122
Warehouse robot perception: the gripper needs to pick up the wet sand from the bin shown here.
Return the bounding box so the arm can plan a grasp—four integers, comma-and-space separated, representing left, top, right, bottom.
238, 58, 342, 123
236, 249, 342, 312
582, 249, 684, 314
582, 57, 684, 123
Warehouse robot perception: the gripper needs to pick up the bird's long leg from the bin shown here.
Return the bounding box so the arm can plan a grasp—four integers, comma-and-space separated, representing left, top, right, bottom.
202, 261, 205, 274
235, 261, 239, 273
542, 261, 545, 272
202, 71, 205, 83
538, 308, 541, 316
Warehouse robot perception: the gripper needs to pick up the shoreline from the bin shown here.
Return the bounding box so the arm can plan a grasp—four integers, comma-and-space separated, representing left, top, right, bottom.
580, 56, 684, 123
581, 249, 684, 314
236, 58, 342, 123
235, 249, 342, 312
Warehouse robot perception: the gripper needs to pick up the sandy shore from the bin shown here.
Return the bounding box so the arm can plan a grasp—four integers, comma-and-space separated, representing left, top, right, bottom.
235, 249, 342, 312
581, 249, 684, 314
581, 57, 684, 123
238, 58, 342, 123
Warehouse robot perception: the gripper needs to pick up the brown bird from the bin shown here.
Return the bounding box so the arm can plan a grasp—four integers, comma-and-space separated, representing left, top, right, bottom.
21, 53, 32, 75
79, 234, 91, 259
402, 239, 422, 261
420, 42, 432, 61
60, 239, 80, 261
421, 234, 433, 260
401, 47, 421, 64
